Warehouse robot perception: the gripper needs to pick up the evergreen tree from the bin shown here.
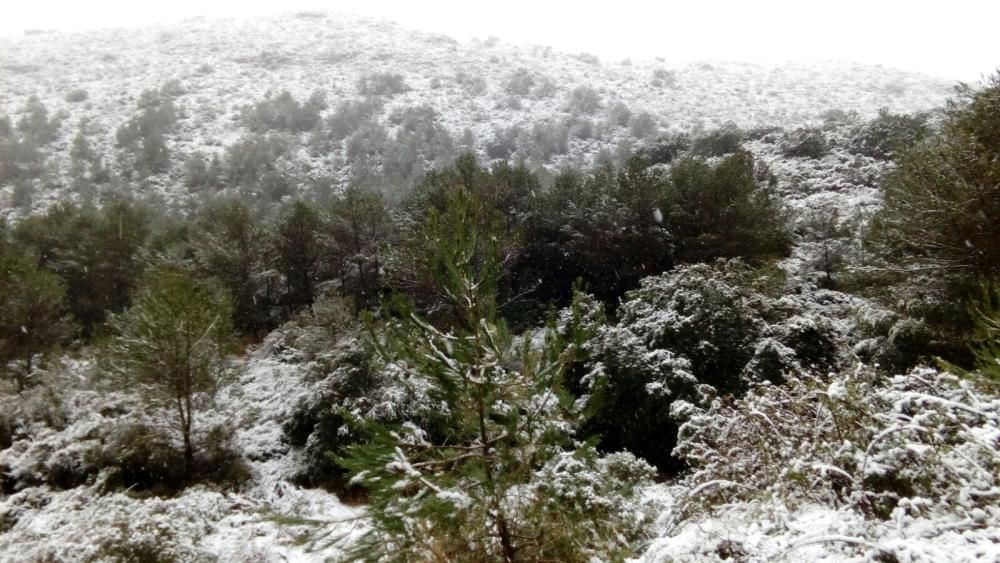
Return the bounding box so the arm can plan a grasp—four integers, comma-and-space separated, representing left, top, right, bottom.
0, 253, 71, 392
194, 200, 277, 337
340, 187, 652, 561
870, 72, 1000, 280
274, 200, 323, 314
104, 266, 233, 472
13, 200, 149, 334
326, 185, 390, 311
666, 150, 790, 263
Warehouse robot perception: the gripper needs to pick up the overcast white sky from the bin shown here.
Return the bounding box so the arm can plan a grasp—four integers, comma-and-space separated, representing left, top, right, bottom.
2, 1, 997, 81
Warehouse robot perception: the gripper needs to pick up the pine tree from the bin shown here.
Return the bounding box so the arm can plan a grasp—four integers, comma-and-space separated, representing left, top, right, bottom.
870, 72, 1000, 280
326, 185, 390, 311
339, 187, 653, 561
274, 200, 322, 314
105, 266, 233, 472
0, 253, 71, 392
194, 200, 277, 337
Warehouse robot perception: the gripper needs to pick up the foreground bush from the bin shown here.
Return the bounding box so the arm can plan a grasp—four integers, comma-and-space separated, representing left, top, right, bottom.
673, 366, 1000, 522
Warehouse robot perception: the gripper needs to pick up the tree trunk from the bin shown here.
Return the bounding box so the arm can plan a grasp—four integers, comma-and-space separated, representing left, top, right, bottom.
477, 394, 516, 562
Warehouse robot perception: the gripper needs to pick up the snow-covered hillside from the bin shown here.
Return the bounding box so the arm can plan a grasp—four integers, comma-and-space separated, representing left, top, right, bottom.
0, 11, 953, 216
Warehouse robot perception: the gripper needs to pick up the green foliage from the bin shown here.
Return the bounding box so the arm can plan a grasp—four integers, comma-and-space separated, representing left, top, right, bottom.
690, 128, 743, 157
666, 150, 790, 263
851, 108, 929, 160
104, 266, 234, 471
524, 159, 674, 306
0, 253, 71, 392
390, 154, 534, 320
13, 200, 150, 334
867, 73, 1000, 352
193, 200, 278, 336
964, 280, 1000, 384
341, 186, 648, 562
325, 186, 390, 311
800, 203, 853, 287
274, 200, 323, 314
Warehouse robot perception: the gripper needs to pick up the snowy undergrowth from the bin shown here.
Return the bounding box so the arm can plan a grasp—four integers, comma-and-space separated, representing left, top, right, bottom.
635, 366, 1000, 562
0, 331, 364, 562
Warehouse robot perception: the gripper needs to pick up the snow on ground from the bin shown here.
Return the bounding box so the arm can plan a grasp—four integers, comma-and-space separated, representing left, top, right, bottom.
636, 488, 1000, 563
0, 335, 364, 562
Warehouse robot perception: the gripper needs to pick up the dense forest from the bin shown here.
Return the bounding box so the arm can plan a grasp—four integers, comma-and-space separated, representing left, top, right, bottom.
1, 12, 998, 563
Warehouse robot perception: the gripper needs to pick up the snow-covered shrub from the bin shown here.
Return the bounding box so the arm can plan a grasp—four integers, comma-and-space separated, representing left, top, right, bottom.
635, 132, 690, 164
454, 70, 487, 95
64, 88, 88, 103
850, 108, 929, 160
781, 126, 829, 158
578, 261, 768, 470
606, 100, 633, 128
382, 105, 456, 189
283, 338, 381, 492
629, 111, 658, 140
504, 67, 535, 97
485, 124, 522, 159
311, 97, 382, 152
116, 88, 177, 177
690, 127, 743, 157
878, 317, 936, 372
673, 365, 1000, 524
567, 84, 602, 115
224, 133, 292, 199
523, 120, 569, 161
243, 90, 326, 133
579, 261, 847, 471
357, 72, 409, 96
516, 449, 657, 562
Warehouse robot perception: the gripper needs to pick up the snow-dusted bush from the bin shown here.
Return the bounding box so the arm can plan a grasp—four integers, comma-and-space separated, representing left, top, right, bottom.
311, 97, 382, 153
630, 111, 658, 140
577, 261, 847, 471
64, 88, 88, 103
243, 90, 326, 133
567, 84, 602, 115
115, 88, 177, 178
224, 133, 292, 199
690, 127, 743, 157
781, 126, 829, 158
485, 124, 522, 159
850, 107, 929, 160
673, 366, 1000, 524
357, 72, 409, 96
